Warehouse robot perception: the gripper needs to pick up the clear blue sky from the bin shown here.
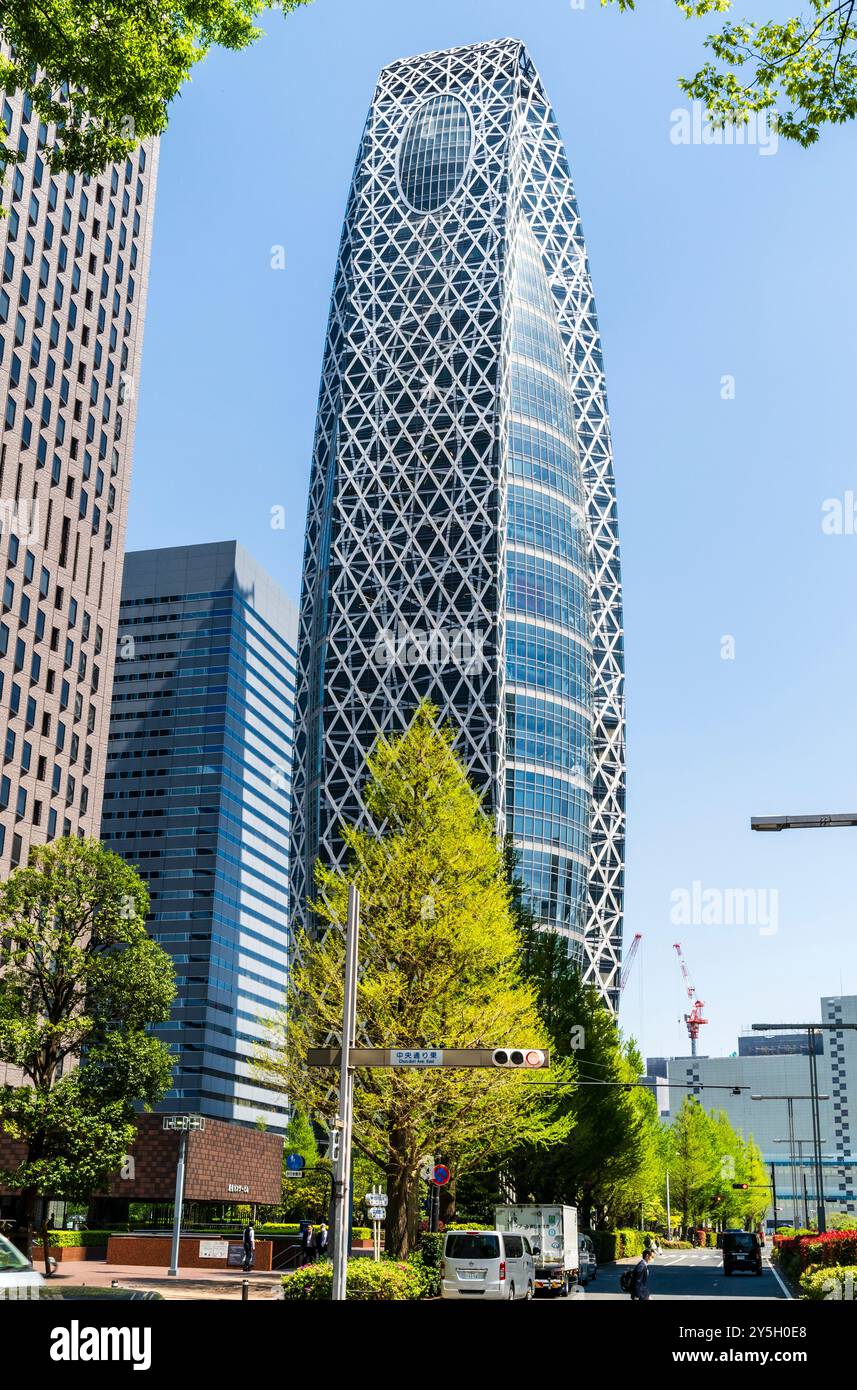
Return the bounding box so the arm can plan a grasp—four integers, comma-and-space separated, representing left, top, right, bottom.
129, 0, 857, 1062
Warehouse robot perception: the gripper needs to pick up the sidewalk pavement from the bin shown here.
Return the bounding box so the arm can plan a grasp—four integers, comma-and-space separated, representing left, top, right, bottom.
40, 1259, 285, 1301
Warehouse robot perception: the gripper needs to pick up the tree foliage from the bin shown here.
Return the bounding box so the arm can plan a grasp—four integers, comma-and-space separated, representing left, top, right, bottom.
668, 1096, 769, 1231
0, 838, 175, 1237
259, 702, 573, 1258
0, 0, 312, 176
606, 0, 857, 145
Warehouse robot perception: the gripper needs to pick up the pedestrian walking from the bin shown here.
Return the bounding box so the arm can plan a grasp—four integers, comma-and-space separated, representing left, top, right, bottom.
242, 1220, 256, 1273
313, 1222, 329, 1261
301, 1223, 314, 1263
628, 1246, 654, 1301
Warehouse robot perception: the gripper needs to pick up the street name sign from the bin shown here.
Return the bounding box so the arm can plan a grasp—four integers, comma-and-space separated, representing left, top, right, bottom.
390, 1049, 443, 1067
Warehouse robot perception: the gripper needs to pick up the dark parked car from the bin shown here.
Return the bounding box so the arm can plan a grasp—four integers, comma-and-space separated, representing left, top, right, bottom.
722, 1230, 763, 1276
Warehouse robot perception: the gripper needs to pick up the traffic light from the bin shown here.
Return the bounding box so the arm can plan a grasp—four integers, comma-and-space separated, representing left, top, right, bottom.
329, 1129, 341, 1163
492, 1048, 546, 1068
732, 1182, 749, 1190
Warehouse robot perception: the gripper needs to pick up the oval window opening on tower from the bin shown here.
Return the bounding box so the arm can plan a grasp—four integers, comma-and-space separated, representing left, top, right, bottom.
399, 94, 472, 213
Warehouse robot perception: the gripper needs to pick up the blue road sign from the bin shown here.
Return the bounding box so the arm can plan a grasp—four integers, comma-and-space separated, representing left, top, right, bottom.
285, 1151, 306, 1172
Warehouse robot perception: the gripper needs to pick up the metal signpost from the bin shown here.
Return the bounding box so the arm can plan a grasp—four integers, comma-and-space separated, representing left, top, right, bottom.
365, 1187, 387, 1261
331, 883, 360, 1302
163, 1114, 205, 1277
308, 1046, 550, 1069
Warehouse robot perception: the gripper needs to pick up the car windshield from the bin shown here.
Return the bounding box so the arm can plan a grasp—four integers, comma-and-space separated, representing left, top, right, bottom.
726, 1233, 757, 1250
0, 1234, 30, 1272
446, 1233, 501, 1260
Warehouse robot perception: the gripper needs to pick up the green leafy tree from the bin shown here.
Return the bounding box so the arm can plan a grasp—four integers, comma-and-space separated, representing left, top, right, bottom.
260, 702, 573, 1258
599, 1037, 669, 1228
0, 838, 175, 1258
0, 0, 311, 177
606, 0, 857, 145
283, 1106, 319, 1171
668, 1096, 722, 1232
509, 969, 651, 1228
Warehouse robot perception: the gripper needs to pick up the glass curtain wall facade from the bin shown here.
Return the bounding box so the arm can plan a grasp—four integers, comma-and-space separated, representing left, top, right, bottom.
102, 542, 297, 1132
292, 39, 625, 1004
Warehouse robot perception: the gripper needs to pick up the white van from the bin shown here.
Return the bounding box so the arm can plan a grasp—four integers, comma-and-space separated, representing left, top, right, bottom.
441, 1229, 535, 1300
0, 1232, 43, 1296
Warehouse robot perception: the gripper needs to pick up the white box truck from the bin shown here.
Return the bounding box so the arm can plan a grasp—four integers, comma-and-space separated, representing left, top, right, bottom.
494, 1205, 579, 1296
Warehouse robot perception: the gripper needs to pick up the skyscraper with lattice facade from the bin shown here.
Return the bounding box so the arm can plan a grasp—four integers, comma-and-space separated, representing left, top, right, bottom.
292, 39, 626, 1006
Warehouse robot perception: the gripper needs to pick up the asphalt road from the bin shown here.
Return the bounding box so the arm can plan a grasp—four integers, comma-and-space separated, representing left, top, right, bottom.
557, 1249, 791, 1302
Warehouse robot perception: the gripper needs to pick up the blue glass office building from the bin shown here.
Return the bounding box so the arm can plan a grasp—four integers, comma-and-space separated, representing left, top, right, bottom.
102, 542, 297, 1130
292, 40, 626, 1004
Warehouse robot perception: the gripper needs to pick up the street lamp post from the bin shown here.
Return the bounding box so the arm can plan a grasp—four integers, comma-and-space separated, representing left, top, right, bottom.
773, 1138, 829, 1228
163, 1114, 205, 1278
749, 810, 857, 1230
751, 1087, 832, 1233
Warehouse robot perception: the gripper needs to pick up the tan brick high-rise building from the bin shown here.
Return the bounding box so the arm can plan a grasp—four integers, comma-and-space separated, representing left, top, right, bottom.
0, 89, 158, 881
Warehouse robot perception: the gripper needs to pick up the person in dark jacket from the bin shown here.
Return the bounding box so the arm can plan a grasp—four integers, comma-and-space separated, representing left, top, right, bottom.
313, 1222, 329, 1261
629, 1247, 654, 1301
301, 1223, 314, 1262
242, 1221, 256, 1272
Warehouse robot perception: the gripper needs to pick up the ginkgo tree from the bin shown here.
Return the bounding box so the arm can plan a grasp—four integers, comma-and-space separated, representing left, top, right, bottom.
260, 701, 574, 1259
606, 0, 857, 145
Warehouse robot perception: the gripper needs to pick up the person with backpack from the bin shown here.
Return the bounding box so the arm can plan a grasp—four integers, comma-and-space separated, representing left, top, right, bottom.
620, 1246, 654, 1301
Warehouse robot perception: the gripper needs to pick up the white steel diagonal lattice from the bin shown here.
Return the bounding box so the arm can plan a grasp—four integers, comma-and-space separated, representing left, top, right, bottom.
292, 39, 626, 1008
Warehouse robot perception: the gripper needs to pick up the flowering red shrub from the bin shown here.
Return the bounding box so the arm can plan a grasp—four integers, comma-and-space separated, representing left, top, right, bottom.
799, 1231, 857, 1271
774, 1230, 857, 1271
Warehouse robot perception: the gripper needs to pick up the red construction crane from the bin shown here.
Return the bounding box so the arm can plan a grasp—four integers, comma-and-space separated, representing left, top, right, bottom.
673, 942, 708, 1057
620, 933, 642, 995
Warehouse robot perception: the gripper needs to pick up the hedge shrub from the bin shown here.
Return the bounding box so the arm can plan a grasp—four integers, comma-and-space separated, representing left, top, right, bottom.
281, 1258, 424, 1301
799, 1264, 857, 1301
418, 1232, 443, 1268
45, 1230, 110, 1248
590, 1229, 648, 1263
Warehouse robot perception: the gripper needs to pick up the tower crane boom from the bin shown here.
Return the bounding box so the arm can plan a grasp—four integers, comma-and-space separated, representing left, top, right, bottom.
672, 942, 708, 1057
620, 933, 642, 995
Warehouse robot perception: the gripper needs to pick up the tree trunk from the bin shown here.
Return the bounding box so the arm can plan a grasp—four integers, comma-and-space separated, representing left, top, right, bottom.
18, 1185, 39, 1264
385, 1162, 412, 1259
40, 1216, 53, 1277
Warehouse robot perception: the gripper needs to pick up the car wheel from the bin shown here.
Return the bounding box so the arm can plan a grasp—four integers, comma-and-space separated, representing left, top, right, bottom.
561, 1275, 570, 1297
526, 1282, 534, 1301
508, 1282, 516, 1301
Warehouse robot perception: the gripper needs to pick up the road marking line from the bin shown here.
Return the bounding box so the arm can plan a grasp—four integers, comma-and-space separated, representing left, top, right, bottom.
767, 1258, 793, 1301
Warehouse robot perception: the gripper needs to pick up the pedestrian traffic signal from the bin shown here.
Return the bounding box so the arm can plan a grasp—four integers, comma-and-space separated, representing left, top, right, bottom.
492, 1048, 546, 1068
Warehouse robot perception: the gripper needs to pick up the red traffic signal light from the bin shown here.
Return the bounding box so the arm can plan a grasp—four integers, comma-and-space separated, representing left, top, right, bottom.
732, 1182, 749, 1190
492, 1048, 546, 1068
